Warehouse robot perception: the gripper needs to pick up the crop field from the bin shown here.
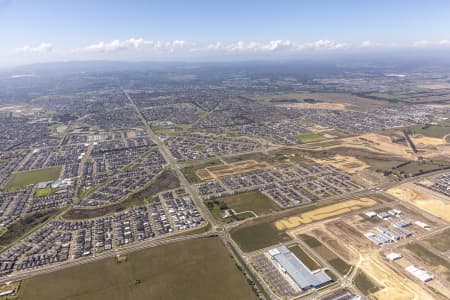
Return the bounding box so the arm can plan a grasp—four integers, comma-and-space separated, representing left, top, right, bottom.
275, 198, 377, 230
3, 167, 62, 191
19, 237, 256, 300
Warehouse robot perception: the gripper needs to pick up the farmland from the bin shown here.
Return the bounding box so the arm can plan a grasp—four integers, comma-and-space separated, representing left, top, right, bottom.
19, 237, 256, 300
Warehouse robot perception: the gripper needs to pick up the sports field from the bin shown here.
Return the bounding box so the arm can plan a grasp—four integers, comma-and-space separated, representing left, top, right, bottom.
19, 237, 256, 300
4, 167, 61, 190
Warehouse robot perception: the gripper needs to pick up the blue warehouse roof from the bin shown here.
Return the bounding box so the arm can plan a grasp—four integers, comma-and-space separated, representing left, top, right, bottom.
269, 245, 332, 291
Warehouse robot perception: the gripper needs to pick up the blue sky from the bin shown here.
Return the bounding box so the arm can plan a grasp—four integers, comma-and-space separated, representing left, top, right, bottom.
1, 0, 450, 65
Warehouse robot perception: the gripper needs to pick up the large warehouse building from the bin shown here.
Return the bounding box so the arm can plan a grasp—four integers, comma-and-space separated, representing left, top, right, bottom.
268, 245, 332, 291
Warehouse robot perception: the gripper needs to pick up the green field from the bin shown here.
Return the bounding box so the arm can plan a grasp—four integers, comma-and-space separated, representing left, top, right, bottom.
294, 133, 324, 143
34, 187, 53, 197
302, 235, 351, 275
393, 160, 450, 176
409, 124, 450, 138
230, 222, 291, 252
207, 191, 280, 220
4, 167, 61, 191
150, 124, 178, 136
19, 237, 256, 300
150, 123, 192, 136
353, 270, 381, 295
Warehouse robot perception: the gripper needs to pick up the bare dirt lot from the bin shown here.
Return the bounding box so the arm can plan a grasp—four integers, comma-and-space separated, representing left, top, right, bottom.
314, 220, 434, 299
275, 102, 346, 110
341, 133, 413, 158
251, 92, 389, 109
311, 154, 369, 174
387, 183, 450, 223
412, 135, 447, 147
364, 254, 433, 300
418, 83, 450, 90
196, 160, 271, 180
275, 198, 377, 230
321, 220, 436, 299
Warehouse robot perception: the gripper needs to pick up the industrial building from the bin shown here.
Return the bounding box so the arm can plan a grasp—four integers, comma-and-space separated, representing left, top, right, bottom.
268, 245, 332, 291
386, 252, 402, 261
406, 265, 433, 282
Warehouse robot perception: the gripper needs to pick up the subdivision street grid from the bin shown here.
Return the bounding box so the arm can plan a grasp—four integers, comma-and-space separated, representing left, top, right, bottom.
2, 64, 450, 300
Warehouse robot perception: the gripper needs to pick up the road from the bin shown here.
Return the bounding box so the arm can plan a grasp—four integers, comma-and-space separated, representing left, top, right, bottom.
4, 93, 450, 299
0, 232, 215, 285
224, 167, 450, 231
122, 88, 217, 229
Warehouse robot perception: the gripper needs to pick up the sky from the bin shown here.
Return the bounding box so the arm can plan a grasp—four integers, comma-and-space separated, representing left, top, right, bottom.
1, 0, 450, 66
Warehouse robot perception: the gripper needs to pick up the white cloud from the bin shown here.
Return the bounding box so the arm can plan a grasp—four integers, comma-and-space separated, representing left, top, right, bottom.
300, 39, 349, 50
9, 38, 450, 66
203, 39, 347, 53
81, 38, 190, 53
79, 38, 350, 55
360, 40, 386, 48
412, 39, 450, 48
83, 38, 149, 52
15, 42, 53, 54
412, 40, 434, 47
